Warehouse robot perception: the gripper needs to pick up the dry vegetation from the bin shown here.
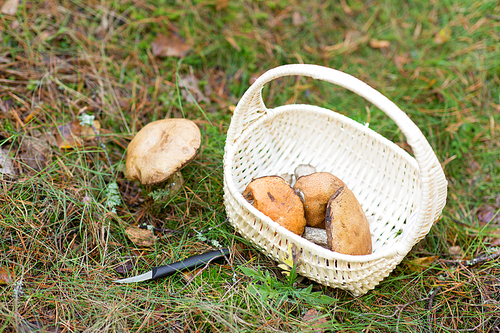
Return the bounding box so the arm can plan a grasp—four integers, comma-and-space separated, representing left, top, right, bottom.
1, 0, 499, 332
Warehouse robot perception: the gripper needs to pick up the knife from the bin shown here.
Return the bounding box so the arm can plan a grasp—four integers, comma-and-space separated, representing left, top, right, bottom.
114, 248, 230, 283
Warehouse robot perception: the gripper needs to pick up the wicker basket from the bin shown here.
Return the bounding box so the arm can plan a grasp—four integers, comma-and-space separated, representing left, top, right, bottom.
223, 64, 447, 296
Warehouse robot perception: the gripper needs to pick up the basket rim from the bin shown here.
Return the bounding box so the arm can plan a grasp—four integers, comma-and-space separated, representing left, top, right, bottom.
224, 104, 420, 263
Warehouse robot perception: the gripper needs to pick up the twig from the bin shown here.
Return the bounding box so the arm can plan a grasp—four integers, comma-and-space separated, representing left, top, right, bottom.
486, 14, 500, 21
138, 224, 185, 236
396, 297, 429, 333
465, 251, 500, 267
438, 249, 500, 267
426, 286, 442, 333
138, 218, 229, 238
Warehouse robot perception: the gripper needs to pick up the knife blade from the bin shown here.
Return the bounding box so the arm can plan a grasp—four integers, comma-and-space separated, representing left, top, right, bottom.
113, 248, 230, 283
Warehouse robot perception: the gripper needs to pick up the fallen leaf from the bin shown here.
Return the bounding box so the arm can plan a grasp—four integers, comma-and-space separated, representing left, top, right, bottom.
114, 260, 134, 275
0, 56, 11, 64
95, 12, 109, 39
394, 53, 410, 70
1, 0, 19, 15
292, 11, 306, 26
490, 238, 500, 247
54, 120, 101, 149
216, 0, 228, 11
0, 148, 16, 176
405, 256, 438, 272
38, 30, 55, 42
179, 74, 210, 104
449, 245, 462, 256
152, 34, 191, 58
322, 30, 369, 54
477, 205, 500, 224
125, 225, 156, 247
181, 267, 203, 281
21, 133, 52, 171
224, 33, 241, 51
302, 308, 328, 333
9, 20, 20, 30
0, 266, 14, 284
280, 243, 303, 276
369, 39, 391, 49
0, 99, 12, 113
434, 27, 452, 44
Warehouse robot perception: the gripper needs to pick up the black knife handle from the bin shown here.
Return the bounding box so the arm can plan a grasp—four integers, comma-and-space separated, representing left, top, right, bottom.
151, 248, 230, 280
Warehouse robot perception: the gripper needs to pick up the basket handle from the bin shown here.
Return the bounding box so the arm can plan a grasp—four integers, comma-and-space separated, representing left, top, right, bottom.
225, 64, 447, 254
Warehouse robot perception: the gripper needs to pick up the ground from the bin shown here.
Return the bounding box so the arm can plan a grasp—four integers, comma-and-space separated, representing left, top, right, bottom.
0, 0, 499, 332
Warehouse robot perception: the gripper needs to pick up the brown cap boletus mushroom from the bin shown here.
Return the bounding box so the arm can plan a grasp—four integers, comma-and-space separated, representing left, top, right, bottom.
125, 118, 201, 186
243, 176, 306, 236
325, 186, 372, 255
293, 172, 345, 228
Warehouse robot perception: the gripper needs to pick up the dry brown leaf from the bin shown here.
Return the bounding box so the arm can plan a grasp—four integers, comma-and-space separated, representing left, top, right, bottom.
181, 267, 203, 281
0, 266, 14, 285
9, 20, 20, 30
434, 27, 452, 44
0, 99, 12, 113
394, 53, 410, 70
292, 11, 306, 26
322, 30, 369, 54
54, 120, 101, 149
21, 133, 51, 171
125, 225, 156, 247
477, 205, 500, 224
405, 256, 438, 272
369, 39, 391, 49
224, 34, 241, 51
95, 13, 109, 39
302, 308, 327, 333
114, 260, 134, 275
0, 148, 15, 176
490, 238, 500, 247
1, 0, 19, 15
216, 0, 228, 11
38, 30, 55, 42
152, 34, 191, 58
449, 245, 463, 256
0, 55, 11, 64
179, 74, 210, 104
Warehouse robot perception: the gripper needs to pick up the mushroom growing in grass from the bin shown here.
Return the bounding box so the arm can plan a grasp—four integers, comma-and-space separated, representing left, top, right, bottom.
125, 118, 201, 201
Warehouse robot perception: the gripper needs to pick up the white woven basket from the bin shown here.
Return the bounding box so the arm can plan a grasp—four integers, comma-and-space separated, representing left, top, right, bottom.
223, 64, 447, 296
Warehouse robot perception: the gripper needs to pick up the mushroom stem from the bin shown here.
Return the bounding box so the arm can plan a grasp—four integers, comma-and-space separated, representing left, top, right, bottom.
302, 227, 328, 248
294, 164, 316, 180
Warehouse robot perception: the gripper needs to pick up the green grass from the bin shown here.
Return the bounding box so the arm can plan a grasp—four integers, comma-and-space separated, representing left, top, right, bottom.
1, 0, 500, 332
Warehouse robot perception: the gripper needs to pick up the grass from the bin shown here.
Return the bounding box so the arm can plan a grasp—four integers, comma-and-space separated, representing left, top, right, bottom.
1, 0, 500, 332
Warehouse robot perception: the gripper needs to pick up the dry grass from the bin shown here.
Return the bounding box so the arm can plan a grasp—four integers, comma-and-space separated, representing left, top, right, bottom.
1, 0, 500, 332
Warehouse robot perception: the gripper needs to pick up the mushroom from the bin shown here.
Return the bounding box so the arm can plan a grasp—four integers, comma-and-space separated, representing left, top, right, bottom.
325, 186, 372, 255
293, 172, 345, 228
125, 118, 201, 197
302, 226, 329, 248
278, 173, 293, 185
294, 164, 316, 180
242, 176, 306, 236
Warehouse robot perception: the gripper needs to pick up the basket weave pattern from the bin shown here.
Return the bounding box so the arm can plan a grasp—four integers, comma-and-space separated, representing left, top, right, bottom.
223, 64, 447, 295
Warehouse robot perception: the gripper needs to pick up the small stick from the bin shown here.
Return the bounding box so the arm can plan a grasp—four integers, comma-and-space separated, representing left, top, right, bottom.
438, 249, 500, 267
427, 286, 442, 333
465, 251, 500, 267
